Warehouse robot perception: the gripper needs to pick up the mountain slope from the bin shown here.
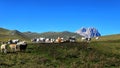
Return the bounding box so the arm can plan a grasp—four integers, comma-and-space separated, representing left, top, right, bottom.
0, 27, 82, 41
95, 34, 120, 42
0, 28, 10, 35
0, 28, 29, 41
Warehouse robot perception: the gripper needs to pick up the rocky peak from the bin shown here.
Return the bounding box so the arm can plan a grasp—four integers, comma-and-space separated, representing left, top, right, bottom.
76, 27, 101, 38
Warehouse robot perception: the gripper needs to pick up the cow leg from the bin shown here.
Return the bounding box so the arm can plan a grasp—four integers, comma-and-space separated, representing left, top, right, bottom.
1, 49, 3, 53
4, 49, 7, 53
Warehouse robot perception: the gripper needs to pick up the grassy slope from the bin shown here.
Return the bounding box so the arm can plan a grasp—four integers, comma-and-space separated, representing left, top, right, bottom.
23, 31, 81, 39
0, 42, 120, 68
0, 28, 10, 35
0, 28, 29, 42
0, 27, 81, 42
92, 34, 120, 42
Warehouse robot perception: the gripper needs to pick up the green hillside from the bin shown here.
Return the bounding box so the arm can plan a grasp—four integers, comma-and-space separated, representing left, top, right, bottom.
0, 27, 82, 42
23, 31, 82, 39
92, 34, 120, 42
0, 28, 29, 41
0, 28, 10, 35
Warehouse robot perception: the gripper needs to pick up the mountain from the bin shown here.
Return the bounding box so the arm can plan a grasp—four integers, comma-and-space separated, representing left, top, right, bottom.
9, 30, 30, 39
23, 31, 82, 39
76, 27, 101, 38
0, 27, 82, 41
0, 28, 29, 41
0, 28, 10, 35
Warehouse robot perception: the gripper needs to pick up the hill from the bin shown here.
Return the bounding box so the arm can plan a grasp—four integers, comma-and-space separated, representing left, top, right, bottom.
0, 28, 29, 41
23, 31, 82, 39
0, 27, 82, 42
92, 34, 120, 42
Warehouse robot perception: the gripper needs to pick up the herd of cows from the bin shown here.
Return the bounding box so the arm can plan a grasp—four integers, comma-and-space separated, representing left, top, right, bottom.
1, 39, 27, 54
31, 36, 76, 43
0, 36, 99, 54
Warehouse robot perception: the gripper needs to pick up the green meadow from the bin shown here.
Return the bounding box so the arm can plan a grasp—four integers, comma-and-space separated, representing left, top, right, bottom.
0, 41, 120, 68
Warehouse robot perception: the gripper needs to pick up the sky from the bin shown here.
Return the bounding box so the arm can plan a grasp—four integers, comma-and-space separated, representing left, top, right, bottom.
0, 0, 120, 35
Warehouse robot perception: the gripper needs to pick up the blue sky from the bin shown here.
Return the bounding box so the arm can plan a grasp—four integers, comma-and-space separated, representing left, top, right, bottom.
0, 0, 120, 35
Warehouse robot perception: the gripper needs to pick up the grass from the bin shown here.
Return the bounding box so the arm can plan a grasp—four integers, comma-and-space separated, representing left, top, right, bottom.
0, 42, 120, 68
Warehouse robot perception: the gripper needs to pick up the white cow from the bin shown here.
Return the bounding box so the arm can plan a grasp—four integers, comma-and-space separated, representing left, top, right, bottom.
96, 37, 99, 40
45, 38, 51, 43
8, 39, 19, 44
39, 37, 46, 42
1, 42, 7, 53
81, 37, 86, 41
50, 38, 55, 43
69, 37, 76, 42
81, 37, 91, 42
31, 37, 46, 43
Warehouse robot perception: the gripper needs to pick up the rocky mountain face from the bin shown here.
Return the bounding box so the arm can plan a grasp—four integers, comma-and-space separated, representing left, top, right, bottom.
76, 27, 101, 38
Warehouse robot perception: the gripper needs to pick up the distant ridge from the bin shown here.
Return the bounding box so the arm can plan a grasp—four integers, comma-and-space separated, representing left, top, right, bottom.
23, 31, 81, 39
0, 27, 29, 41
0, 27, 82, 41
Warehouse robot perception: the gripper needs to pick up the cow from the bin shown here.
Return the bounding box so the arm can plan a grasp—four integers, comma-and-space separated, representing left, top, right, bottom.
68, 37, 76, 42
96, 37, 99, 40
81, 37, 91, 42
1, 42, 7, 53
8, 39, 19, 44
31, 37, 46, 43
8, 39, 27, 52
8, 40, 18, 52
56, 37, 62, 43
16, 41, 27, 52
